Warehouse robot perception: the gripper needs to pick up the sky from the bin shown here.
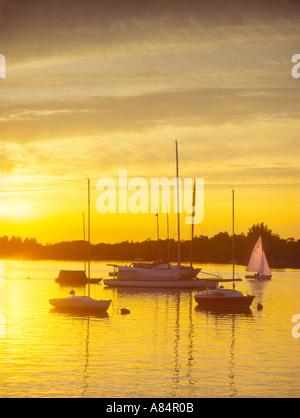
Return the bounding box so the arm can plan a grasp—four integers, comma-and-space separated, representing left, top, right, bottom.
0, 0, 299, 245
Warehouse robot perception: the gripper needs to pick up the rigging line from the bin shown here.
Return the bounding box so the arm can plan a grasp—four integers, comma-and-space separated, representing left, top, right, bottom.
190, 206, 224, 279
129, 210, 155, 243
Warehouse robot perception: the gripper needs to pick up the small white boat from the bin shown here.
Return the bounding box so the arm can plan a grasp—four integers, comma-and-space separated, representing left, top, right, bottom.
245, 235, 272, 280
195, 288, 254, 308
49, 296, 111, 312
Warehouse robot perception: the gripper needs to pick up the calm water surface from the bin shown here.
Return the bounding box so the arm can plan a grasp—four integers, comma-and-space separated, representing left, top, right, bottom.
0, 260, 299, 398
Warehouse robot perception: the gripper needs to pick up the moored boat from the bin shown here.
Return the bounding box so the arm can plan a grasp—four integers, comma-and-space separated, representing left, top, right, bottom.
49, 179, 111, 314
55, 269, 102, 284
103, 277, 219, 289
105, 142, 214, 289
245, 235, 272, 280
194, 288, 254, 308
195, 189, 255, 310
49, 295, 111, 312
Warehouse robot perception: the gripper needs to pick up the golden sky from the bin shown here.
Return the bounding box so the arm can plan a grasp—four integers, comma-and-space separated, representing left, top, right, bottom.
0, 0, 299, 244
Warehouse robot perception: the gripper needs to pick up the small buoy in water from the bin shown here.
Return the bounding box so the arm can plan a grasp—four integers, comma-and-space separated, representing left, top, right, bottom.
120, 308, 130, 315
69, 289, 75, 295
257, 303, 263, 311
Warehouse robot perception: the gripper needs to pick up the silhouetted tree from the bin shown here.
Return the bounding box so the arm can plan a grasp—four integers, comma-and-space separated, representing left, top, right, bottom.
0, 224, 299, 267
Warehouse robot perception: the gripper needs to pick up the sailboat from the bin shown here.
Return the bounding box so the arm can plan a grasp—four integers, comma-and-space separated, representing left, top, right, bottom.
104, 142, 219, 289
117, 200, 201, 280
194, 189, 255, 309
49, 179, 112, 313
245, 236, 272, 280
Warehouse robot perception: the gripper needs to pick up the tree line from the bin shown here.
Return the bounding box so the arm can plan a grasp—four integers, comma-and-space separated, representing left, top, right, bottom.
0, 223, 299, 268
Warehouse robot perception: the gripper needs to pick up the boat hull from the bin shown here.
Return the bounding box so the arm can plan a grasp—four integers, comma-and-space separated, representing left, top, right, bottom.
103, 278, 218, 289
55, 270, 102, 284
55, 278, 102, 284
49, 296, 111, 312
245, 273, 272, 280
194, 294, 254, 308
112, 264, 201, 281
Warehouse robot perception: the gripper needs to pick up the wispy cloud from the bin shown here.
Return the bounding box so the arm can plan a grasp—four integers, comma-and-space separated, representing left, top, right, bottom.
1, 0, 299, 241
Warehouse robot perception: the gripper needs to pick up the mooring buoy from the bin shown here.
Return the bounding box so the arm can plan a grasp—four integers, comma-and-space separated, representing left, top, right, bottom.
120, 308, 130, 315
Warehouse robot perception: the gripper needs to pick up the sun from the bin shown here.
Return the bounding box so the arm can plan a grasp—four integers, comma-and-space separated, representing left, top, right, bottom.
12, 201, 30, 218
0, 200, 31, 220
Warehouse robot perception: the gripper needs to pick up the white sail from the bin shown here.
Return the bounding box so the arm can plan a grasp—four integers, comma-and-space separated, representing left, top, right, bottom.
247, 236, 263, 272
259, 251, 271, 275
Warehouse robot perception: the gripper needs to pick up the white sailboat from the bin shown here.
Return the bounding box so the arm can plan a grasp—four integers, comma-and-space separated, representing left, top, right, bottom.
49, 179, 112, 313
114, 198, 201, 281
245, 235, 272, 280
104, 141, 219, 289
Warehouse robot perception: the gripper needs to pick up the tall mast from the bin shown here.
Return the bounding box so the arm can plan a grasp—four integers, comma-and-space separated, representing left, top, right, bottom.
83, 212, 86, 274
175, 141, 180, 266
190, 179, 196, 269
232, 188, 235, 290
88, 178, 91, 297
156, 210, 160, 260
166, 207, 170, 264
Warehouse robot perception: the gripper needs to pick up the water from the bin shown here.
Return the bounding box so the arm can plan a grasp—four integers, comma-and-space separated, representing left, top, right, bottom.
0, 260, 299, 398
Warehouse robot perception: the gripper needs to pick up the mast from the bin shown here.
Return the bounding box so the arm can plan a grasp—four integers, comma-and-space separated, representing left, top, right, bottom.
232, 188, 235, 290
156, 210, 160, 260
87, 178, 91, 297
83, 212, 86, 274
175, 141, 180, 266
166, 208, 170, 264
190, 179, 196, 269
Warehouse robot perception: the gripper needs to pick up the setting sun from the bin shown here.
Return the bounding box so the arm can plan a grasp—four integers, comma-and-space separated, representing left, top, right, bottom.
0, 200, 31, 220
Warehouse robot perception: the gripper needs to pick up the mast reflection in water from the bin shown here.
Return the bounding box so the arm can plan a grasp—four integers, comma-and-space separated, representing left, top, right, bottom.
0, 260, 299, 398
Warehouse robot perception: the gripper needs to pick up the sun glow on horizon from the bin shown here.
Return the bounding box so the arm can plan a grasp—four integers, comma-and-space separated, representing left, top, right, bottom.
0, 177, 299, 245
0, 199, 32, 220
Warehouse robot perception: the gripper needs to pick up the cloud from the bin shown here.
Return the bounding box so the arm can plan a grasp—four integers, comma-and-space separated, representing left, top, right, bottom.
1, 85, 299, 145
1, 0, 299, 232
1, 0, 299, 65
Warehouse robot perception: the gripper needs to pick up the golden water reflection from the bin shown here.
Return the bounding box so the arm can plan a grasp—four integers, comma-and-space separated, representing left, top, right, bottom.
0, 260, 299, 397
